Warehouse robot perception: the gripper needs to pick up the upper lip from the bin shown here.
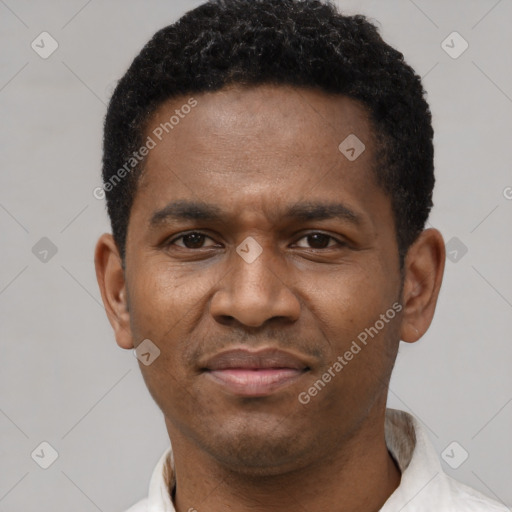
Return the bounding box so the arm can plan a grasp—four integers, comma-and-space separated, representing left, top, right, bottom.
201, 347, 311, 371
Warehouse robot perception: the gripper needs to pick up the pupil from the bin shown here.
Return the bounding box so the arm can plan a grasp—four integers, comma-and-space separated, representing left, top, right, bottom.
308, 234, 329, 248
184, 233, 204, 248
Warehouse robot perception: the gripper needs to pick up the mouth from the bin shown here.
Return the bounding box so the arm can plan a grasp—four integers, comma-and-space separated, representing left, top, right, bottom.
201, 347, 312, 397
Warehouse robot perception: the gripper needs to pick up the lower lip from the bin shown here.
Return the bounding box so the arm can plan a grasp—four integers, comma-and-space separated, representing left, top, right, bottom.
206, 368, 306, 397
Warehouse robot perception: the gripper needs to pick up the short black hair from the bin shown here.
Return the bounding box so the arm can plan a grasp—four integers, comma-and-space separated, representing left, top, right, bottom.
102, 0, 434, 267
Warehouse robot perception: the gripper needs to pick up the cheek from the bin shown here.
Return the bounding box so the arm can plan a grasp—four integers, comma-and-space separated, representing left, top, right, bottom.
301, 262, 401, 398
305, 262, 394, 333
127, 266, 205, 418
127, 261, 206, 338
126, 262, 220, 391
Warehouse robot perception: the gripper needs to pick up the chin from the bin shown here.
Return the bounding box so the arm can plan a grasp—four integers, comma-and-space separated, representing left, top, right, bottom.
195, 418, 316, 476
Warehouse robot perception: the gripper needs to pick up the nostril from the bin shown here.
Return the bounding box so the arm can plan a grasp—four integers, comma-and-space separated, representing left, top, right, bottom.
214, 315, 236, 327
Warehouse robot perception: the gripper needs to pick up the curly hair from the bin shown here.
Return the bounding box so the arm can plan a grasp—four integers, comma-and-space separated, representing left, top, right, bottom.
102, 0, 434, 267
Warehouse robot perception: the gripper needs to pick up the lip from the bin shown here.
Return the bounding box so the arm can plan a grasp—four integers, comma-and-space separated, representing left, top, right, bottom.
201, 348, 311, 397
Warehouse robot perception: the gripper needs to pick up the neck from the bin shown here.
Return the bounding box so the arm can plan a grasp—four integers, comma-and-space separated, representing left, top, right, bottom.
166, 408, 401, 512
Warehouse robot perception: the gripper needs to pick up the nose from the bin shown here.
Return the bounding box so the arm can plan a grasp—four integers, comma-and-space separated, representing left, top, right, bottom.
210, 244, 301, 328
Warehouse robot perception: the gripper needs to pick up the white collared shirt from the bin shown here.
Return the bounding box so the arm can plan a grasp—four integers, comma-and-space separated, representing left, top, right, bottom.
124, 409, 509, 511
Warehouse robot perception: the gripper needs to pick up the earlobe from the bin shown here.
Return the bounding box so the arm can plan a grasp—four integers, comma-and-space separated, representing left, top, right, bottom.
94, 233, 134, 349
399, 228, 446, 343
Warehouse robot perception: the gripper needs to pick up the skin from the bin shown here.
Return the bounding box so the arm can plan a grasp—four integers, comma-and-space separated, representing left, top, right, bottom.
95, 84, 445, 512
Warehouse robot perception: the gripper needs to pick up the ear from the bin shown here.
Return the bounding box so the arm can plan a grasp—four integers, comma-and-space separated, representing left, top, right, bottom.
94, 233, 134, 349
400, 228, 446, 343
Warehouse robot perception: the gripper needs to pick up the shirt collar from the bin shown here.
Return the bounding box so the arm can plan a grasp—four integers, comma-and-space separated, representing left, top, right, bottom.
380, 408, 444, 511
147, 443, 175, 511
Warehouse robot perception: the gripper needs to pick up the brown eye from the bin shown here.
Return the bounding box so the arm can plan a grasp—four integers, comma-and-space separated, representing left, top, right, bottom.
294, 233, 340, 249
171, 232, 217, 249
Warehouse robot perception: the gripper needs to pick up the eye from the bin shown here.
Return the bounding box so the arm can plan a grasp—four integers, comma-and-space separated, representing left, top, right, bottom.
293, 232, 343, 249
168, 231, 219, 249
165, 231, 345, 251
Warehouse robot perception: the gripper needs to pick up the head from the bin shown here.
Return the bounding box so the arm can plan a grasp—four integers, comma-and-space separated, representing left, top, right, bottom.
95, 0, 445, 474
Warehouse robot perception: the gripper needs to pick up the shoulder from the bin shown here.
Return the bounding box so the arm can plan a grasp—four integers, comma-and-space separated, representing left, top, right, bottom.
445, 475, 509, 511
121, 498, 148, 512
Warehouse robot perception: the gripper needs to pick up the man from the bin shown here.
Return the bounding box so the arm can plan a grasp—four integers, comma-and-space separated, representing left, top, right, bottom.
94, 1, 508, 510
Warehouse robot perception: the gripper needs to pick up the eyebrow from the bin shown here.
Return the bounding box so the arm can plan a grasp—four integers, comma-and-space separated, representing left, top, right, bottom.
149, 199, 363, 227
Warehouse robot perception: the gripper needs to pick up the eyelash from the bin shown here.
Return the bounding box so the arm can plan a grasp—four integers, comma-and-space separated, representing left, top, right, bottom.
165, 231, 346, 250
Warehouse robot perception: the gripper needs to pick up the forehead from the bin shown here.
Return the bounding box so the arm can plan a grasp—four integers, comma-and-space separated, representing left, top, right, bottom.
142, 84, 374, 168
131, 84, 388, 228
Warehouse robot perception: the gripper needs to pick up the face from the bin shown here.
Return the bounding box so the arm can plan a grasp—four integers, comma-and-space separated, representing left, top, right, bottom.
100, 84, 411, 474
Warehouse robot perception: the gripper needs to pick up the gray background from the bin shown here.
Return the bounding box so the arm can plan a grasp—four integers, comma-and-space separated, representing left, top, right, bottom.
1, 0, 511, 510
